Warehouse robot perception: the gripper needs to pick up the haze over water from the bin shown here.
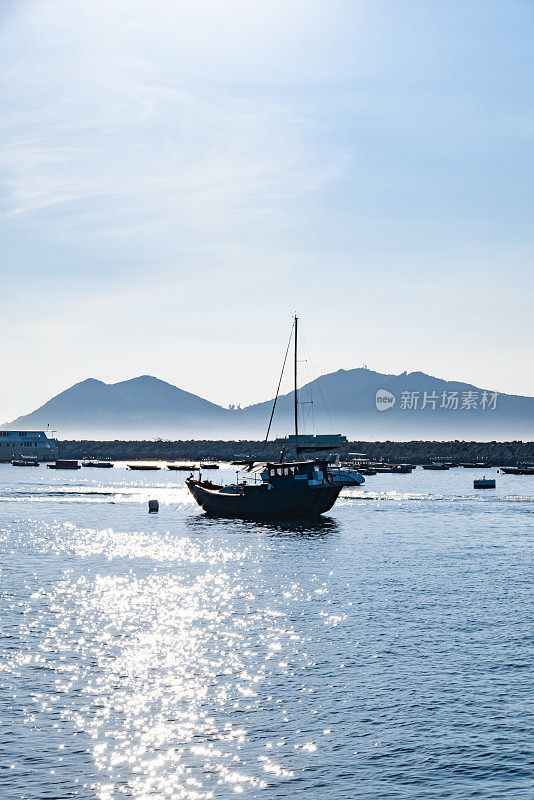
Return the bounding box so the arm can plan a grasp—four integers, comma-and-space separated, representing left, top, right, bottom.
1, 464, 532, 799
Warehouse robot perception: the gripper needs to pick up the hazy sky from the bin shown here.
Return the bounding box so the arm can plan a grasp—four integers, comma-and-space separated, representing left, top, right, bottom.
1, 0, 533, 421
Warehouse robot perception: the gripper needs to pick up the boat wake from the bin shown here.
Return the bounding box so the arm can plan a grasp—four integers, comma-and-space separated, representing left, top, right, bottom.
0, 486, 194, 504
339, 490, 534, 504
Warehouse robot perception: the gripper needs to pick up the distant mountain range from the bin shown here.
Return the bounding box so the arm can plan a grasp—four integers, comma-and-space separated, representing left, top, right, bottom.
3, 369, 534, 440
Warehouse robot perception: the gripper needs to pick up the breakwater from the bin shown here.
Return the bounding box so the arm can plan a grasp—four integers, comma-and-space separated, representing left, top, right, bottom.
58, 439, 534, 466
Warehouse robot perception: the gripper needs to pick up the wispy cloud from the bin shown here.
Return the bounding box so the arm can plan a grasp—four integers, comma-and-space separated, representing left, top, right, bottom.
0, 1, 347, 240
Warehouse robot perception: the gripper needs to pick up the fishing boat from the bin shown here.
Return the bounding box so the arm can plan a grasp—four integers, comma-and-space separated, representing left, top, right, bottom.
422, 463, 450, 470
127, 464, 161, 471
82, 460, 114, 468
167, 463, 198, 471
12, 458, 39, 467
200, 463, 219, 470
186, 316, 343, 519
187, 460, 341, 518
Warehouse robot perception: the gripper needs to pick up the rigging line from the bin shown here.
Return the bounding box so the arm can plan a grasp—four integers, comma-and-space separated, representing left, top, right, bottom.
301, 333, 335, 434
302, 335, 315, 435
265, 320, 294, 442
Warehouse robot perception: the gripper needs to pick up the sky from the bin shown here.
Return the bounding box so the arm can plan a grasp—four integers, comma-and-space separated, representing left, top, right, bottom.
1, 0, 534, 422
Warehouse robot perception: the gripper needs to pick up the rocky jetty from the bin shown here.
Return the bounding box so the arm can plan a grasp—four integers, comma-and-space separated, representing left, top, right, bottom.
58, 439, 534, 466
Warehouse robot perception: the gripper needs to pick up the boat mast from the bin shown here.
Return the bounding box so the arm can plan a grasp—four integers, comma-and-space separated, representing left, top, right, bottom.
294, 315, 299, 455
264, 320, 294, 443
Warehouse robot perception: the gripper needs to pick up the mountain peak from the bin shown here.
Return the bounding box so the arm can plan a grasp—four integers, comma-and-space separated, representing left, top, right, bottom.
112, 375, 168, 387
128, 374, 161, 383
74, 378, 106, 387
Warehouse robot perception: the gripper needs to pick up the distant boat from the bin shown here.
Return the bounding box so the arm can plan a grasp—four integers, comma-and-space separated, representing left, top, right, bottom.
47, 460, 81, 470
200, 463, 219, 470
501, 466, 534, 475
341, 455, 411, 475
127, 464, 161, 471
167, 463, 197, 471
186, 316, 342, 518
373, 464, 410, 473
82, 460, 114, 468
422, 463, 450, 470
12, 458, 39, 467
327, 464, 365, 486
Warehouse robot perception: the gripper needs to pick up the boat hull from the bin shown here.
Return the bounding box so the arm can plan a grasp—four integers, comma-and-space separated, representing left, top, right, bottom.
186, 479, 341, 519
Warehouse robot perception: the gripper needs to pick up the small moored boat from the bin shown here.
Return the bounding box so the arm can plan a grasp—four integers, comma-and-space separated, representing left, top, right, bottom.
47, 460, 81, 470
82, 461, 114, 468
127, 464, 161, 471
327, 462, 365, 486
12, 458, 39, 467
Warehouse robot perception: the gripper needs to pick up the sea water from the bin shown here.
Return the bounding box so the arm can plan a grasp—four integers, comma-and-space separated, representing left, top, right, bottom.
0, 463, 532, 799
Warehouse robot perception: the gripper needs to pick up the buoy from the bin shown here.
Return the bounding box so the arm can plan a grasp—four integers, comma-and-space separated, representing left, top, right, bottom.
148, 499, 159, 512
474, 478, 496, 489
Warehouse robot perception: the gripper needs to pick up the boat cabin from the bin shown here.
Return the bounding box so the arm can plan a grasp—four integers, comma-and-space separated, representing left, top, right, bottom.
262, 460, 329, 486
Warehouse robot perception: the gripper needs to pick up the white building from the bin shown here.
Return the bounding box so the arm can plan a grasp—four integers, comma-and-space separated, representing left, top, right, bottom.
0, 431, 58, 462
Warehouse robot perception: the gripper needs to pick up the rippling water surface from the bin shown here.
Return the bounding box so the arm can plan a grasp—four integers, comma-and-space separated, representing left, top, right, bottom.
0, 463, 532, 799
